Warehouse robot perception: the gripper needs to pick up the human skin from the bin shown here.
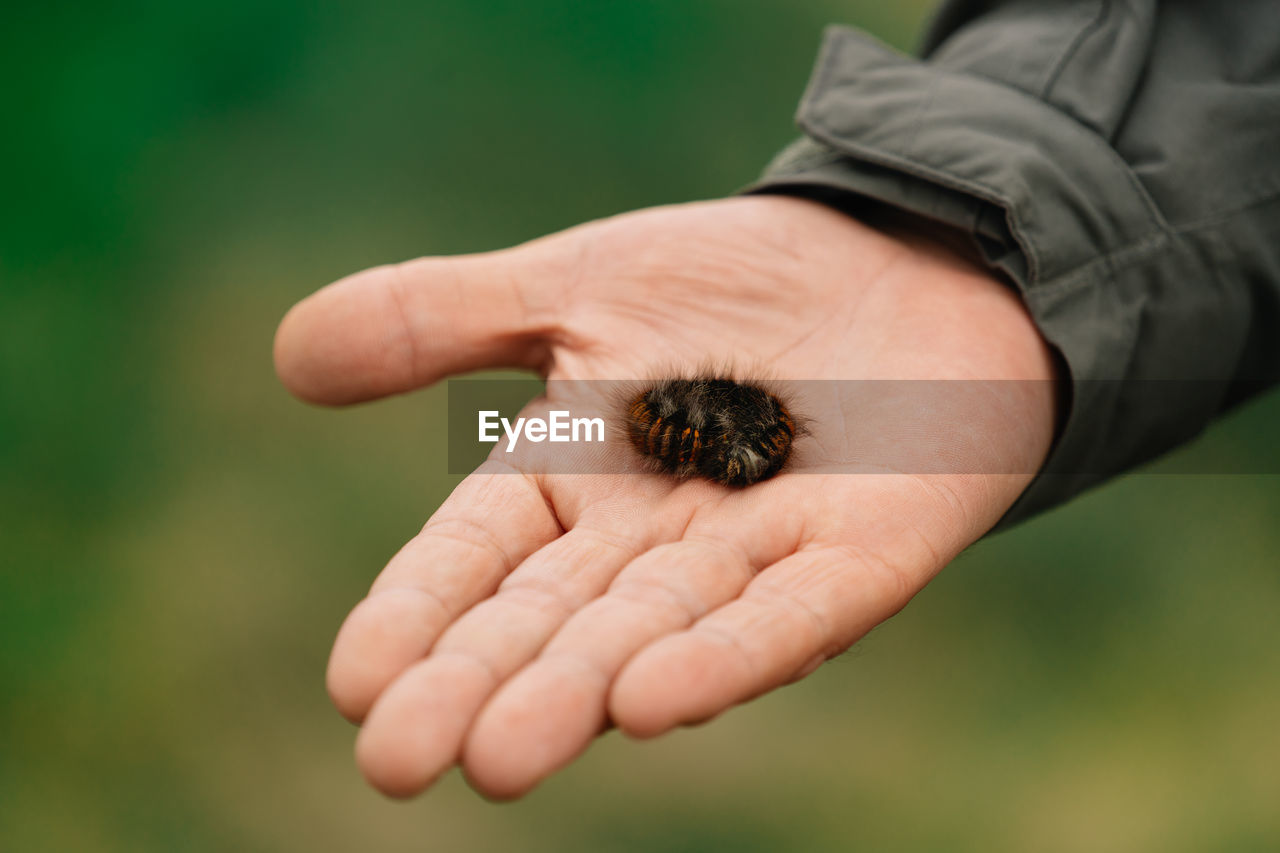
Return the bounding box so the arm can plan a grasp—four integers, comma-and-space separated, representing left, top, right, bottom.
273, 195, 1058, 799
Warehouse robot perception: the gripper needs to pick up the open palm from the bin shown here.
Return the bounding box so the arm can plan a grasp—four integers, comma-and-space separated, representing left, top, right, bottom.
274, 196, 1057, 799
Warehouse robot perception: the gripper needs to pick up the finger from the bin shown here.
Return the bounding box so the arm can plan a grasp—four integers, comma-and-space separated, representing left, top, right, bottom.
326, 466, 559, 723
461, 490, 805, 798
459, 539, 751, 799
354, 507, 678, 798
273, 241, 566, 404
609, 544, 920, 738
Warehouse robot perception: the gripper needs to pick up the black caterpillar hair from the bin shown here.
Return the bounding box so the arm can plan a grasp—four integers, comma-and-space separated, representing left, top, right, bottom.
622, 375, 802, 486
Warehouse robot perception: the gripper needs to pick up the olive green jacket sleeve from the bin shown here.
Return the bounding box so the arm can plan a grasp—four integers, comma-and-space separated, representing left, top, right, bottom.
746, 1, 1280, 527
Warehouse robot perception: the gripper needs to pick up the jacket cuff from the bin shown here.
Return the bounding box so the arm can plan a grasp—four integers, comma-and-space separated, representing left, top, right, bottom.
745, 26, 1204, 529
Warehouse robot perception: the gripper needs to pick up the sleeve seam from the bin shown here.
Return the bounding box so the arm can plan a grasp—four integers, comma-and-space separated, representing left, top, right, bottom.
1035, 187, 1280, 300
1040, 0, 1110, 102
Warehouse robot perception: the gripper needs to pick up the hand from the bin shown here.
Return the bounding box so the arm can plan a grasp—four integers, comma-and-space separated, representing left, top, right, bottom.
273, 196, 1058, 799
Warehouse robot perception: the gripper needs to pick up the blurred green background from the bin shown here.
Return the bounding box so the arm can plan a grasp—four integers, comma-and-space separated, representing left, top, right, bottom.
2, 1, 1277, 850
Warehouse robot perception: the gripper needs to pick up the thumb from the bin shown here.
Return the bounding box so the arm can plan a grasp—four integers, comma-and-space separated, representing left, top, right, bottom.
273, 241, 565, 405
